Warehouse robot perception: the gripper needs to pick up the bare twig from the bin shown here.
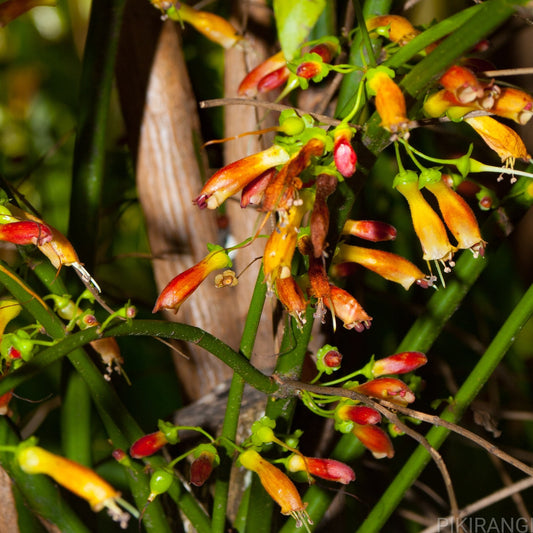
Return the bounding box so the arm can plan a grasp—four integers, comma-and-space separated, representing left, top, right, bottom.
420, 476, 533, 533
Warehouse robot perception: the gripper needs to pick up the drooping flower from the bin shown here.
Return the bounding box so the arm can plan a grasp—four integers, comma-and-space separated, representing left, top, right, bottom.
310, 172, 337, 257
327, 284, 372, 332
17, 445, 130, 527
394, 174, 455, 268
239, 449, 311, 527
371, 351, 427, 377
367, 68, 409, 134
286, 454, 355, 484
341, 219, 397, 242
333, 125, 357, 178
334, 244, 434, 290
275, 274, 308, 327
352, 424, 395, 459
153, 246, 232, 313
190, 444, 219, 487
238, 52, 288, 97
194, 145, 290, 210
439, 65, 484, 104
422, 177, 486, 257
172, 3, 242, 49
465, 116, 531, 168
354, 377, 416, 406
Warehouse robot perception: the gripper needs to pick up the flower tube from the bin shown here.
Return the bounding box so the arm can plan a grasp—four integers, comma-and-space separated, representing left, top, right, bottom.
366, 15, 420, 45
439, 65, 484, 104
352, 424, 395, 459
238, 52, 288, 97
153, 246, 232, 312
371, 351, 427, 377
491, 87, 533, 125
423, 177, 486, 257
239, 449, 311, 527
394, 176, 455, 267
194, 145, 290, 209
333, 125, 357, 177
287, 454, 355, 484
0, 220, 52, 246
341, 220, 397, 242
327, 284, 372, 332
16, 445, 130, 526
334, 244, 434, 290
354, 377, 416, 406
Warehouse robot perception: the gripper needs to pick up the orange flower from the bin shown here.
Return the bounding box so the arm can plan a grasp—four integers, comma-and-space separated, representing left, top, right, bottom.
174, 3, 241, 49
327, 284, 372, 332
366, 15, 420, 46
275, 274, 308, 327
394, 177, 455, 267
423, 89, 475, 119
334, 244, 434, 290
367, 69, 409, 134
0, 220, 52, 246
491, 87, 533, 125
352, 424, 395, 459
238, 52, 288, 97
439, 65, 484, 104
287, 454, 355, 484
465, 116, 531, 167
371, 351, 427, 377
17, 445, 130, 526
194, 145, 290, 209
310, 172, 337, 257
153, 246, 232, 312
423, 177, 485, 257
239, 449, 311, 527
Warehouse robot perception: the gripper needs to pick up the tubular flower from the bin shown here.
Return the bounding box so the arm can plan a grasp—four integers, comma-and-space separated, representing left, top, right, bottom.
240, 168, 276, 208
0, 220, 52, 246
194, 144, 290, 209
0, 0, 55, 27
263, 195, 310, 288
423, 177, 486, 257
16, 445, 130, 527
287, 454, 355, 484
354, 377, 416, 406
333, 125, 357, 178
153, 246, 232, 313
334, 244, 435, 290
174, 3, 241, 49
190, 446, 219, 487
366, 15, 420, 46
238, 51, 288, 97
239, 449, 311, 527
372, 351, 427, 377
465, 116, 531, 167
310, 172, 337, 256
491, 87, 533, 125
304, 242, 333, 322
394, 178, 455, 267
423, 89, 475, 119
367, 69, 409, 134
439, 65, 484, 104
129, 431, 168, 458
352, 424, 395, 459
341, 219, 397, 242
261, 138, 325, 214
327, 284, 372, 332
336, 404, 382, 426
275, 274, 308, 327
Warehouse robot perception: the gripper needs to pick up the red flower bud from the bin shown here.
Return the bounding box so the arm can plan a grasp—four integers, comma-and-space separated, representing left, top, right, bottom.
296, 61, 322, 79
323, 350, 342, 368
287, 455, 355, 484
372, 351, 427, 377
341, 220, 396, 242
129, 431, 168, 458
238, 52, 287, 97
0, 220, 53, 246
337, 404, 382, 425
190, 451, 217, 487
352, 424, 394, 459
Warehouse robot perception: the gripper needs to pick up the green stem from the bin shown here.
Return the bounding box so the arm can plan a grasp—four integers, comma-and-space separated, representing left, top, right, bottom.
68, 0, 126, 270
212, 267, 269, 533
356, 282, 533, 533
352, 0, 376, 68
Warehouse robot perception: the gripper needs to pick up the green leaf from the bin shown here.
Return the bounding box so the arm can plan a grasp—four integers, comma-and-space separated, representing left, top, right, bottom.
273, 0, 326, 60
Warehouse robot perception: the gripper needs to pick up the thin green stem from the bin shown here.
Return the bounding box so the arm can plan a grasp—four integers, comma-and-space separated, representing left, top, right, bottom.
356, 283, 533, 532
352, 0, 376, 68
212, 266, 269, 533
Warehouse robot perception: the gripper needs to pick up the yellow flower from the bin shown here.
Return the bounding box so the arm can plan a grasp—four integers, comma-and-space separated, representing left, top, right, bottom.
366, 15, 420, 46
239, 449, 311, 527
17, 445, 130, 527
465, 116, 531, 168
